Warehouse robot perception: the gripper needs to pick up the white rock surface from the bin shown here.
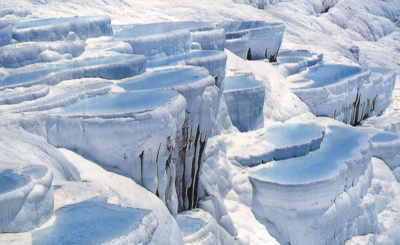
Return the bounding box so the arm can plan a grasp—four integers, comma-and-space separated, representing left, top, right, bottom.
0, 165, 53, 233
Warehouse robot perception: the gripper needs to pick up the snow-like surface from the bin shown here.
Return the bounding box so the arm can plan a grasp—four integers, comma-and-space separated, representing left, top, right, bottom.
370, 131, 400, 182
290, 64, 395, 125
259, 123, 325, 160
0, 55, 146, 89
219, 21, 285, 60
0, 0, 400, 244
114, 21, 224, 59
147, 50, 227, 88
224, 123, 324, 167
49, 148, 184, 245
119, 66, 213, 91
13, 81, 112, 113
0, 165, 53, 233
250, 125, 369, 184
33, 199, 157, 245
347, 158, 400, 245
47, 91, 187, 214
0, 20, 12, 46
0, 169, 28, 195
119, 66, 221, 212
12, 15, 113, 42
250, 125, 372, 244
0, 37, 85, 68
176, 209, 236, 244
223, 74, 265, 132
276, 49, 323, 76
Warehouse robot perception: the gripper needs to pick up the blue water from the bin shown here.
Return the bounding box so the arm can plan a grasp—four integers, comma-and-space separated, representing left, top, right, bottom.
114, 21, 213, 39
147, 50, 221, 68
176, 215, 206, 236
62, 90, 179, 115
224, 74, 264, 90
259, 124, 324, 148
302, 64, 364, 88
250, 126, 366, 184
19, 165, 47, 179
0, 170, 28, 195
120, 67, 208, 91
371, 131, 400, 143
0, 56, 140, 88
32, 200, 150, 245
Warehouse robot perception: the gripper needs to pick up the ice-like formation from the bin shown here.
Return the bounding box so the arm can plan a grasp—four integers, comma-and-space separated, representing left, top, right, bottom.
370, 131, 400, 181
223, 74, 265, 132
0, 34, 85, 68
0, 20, 12, 47
227, 123, 325, 167
0, 165, 53, 233
12, 15, 113, 42
0, 55, 146, 89
277, 49, 323, 76
147, 50, 227, 88
190, 27, 226, 51
250, 126, 372, 244
46, 91, 187, 214
32, 199, 157, 244
369, 67, 397, 115
176, 209, 236, 244
0, 85, 49, 105
0, 1, 398, 243
16, 82, 112, 112
218, 21, 285, 61
114, 22, 224, 59
119, 66, 221, 212
259, 123, 325, 160
56, 148, 184, 245
289, 64, 395, 125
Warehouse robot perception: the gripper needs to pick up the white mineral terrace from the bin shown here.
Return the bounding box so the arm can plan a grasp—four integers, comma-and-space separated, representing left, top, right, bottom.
0, 165, 53, 233
0, 2, 399, 242
249, 125, 372, 244
114, 21, 225, 59
218, 21, 285, 61
276, 49, 324, 76
370, 130, 400, 181
289, 64, 395, 125
223, 74, 265, 132
12, 15, 113, 42
0, 55, 146, 90
46, 91, 187, 213
32, 199, 157, 244
227, 123, 325, 167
